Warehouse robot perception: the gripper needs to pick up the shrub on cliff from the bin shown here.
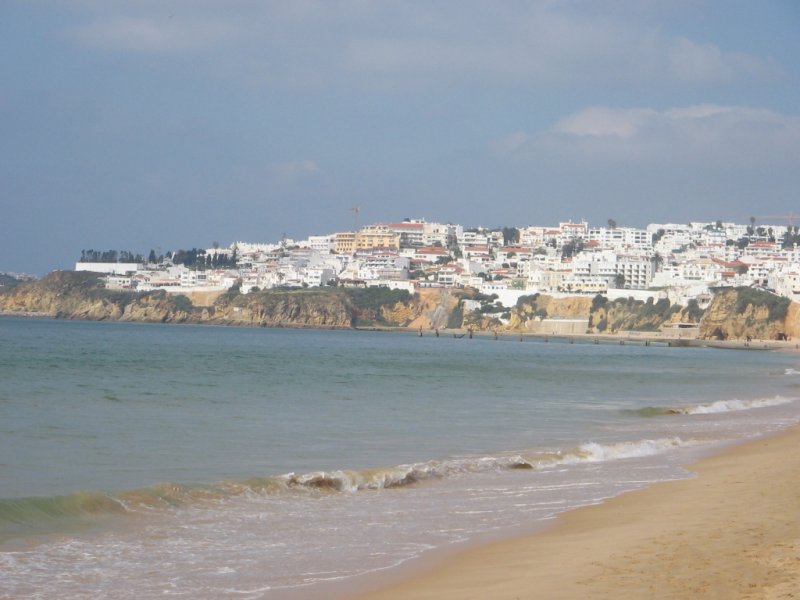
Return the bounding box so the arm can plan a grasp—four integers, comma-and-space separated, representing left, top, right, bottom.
345, 288, 411, 313
446, 302, 464, 329
733, 287, 790, 322
169, 294, 194, 313
344, 287, 413, 326
591, 294, 607, 311
685, 299, 704, 322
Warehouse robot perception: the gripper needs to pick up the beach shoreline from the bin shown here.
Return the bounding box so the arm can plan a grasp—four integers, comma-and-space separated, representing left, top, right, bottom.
348, 425, 800, 600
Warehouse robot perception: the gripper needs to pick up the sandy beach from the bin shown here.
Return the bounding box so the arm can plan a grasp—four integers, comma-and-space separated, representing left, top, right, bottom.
354, 425, 800, 600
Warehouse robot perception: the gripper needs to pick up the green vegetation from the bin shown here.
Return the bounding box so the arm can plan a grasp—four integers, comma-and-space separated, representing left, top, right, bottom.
515, 293, 540, 308
591, 294, 607, 311
781, 226, 800, 249
501, 227, 520, 245
170, 294, 194, 313
223, 282, 242, 299
473, 292, 499, 303
345, 287, 411, 312
0, 273, 26, 288
79, 249, 144, 263
593, 295, 683, 332
640, 297, 679, 319
561, 238, 584, 258
447, 302, 464, 329
171, 248, 237, 268
733, 287, 791, 321
685, 298, 704, 321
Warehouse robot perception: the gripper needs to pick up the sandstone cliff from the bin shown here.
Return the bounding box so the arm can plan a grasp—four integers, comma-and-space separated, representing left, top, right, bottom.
3, 272, 797, 341
0, 272, 427, 329
0, 271, 192, 323
699, 287, 792, 340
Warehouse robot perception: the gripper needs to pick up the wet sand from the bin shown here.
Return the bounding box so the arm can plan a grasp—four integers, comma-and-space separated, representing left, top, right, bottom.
353, 425, 800, 599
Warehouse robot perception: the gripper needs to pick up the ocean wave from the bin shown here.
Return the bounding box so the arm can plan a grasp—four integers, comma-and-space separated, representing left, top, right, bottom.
627, 395, 795, 418
684, 396, 794, 415
0, 491, 129, 540
784, 368, 800, 376
0, 437, 696, 538
554, 437, 690, 464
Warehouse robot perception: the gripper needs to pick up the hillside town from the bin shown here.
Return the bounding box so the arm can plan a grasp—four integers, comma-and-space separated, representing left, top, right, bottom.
74, 217, 800, 312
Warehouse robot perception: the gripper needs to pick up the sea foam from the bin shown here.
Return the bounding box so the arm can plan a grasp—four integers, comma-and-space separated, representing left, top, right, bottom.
630, 395, 795, 418
685, 396, 794, 414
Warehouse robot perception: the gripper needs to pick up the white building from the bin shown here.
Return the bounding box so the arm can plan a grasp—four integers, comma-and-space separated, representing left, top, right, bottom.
75, 262, 140, 275
586, 227, 652, 251
307, 235, 335, 253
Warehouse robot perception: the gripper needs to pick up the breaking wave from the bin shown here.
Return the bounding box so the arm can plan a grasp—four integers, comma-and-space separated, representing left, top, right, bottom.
0, 436, 695, 540
554, 437, 690, 464
627, 395, 794, 418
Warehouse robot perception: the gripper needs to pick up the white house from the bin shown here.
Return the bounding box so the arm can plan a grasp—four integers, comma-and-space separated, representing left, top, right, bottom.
75, 262, 140, 275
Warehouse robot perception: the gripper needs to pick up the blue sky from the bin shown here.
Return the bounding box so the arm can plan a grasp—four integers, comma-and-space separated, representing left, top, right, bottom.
2, 1, 799, 274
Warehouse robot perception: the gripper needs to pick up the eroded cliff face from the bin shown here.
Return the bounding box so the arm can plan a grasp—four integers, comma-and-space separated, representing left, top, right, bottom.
0, 272, 423, 329
0, 272, 195, 322
506, 295, 592, 329
211, 290, 354, 328
699, 288, 792, 340
784, 302, 800, 340
4, 273, 798, 340
381, 288, 464, 330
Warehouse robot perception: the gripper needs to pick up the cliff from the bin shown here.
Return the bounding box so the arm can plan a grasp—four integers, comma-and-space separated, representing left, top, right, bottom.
0, 272, 454, 329
2, 272, 797, 341
699, 287, 792, 340
0, 271, 196, 323
212, 287, 419, 328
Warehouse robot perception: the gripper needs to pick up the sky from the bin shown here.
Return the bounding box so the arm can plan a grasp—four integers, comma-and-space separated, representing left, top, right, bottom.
2, 1, 799, 275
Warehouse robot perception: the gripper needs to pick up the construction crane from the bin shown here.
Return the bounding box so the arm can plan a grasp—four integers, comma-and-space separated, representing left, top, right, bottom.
349, 204, 361, 230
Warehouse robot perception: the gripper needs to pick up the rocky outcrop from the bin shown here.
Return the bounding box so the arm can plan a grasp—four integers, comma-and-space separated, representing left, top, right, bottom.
0, 272, 195, 323
0, 272, 421, 329
212, 289, 354, 328
590, 297, 691, 333
699, 287, 791, 340
381, 288, 464, 330
784, 302, 800, 340
3, 273, 797, 341
506, 294, 593, 329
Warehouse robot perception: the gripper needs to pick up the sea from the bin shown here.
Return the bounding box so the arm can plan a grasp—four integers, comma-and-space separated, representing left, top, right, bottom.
1, 316, 799, 599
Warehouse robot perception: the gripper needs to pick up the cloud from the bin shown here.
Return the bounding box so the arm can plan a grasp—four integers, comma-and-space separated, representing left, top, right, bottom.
340, 2, 779, 87
61, 2, 780, 88
667, 38, 781, 84
498, 105, 800, 167
69, 16, 236, 53
272, 160, 321, 178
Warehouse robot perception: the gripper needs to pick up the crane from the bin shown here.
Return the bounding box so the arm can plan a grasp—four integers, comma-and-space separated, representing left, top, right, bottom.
349, 204, 361, 230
